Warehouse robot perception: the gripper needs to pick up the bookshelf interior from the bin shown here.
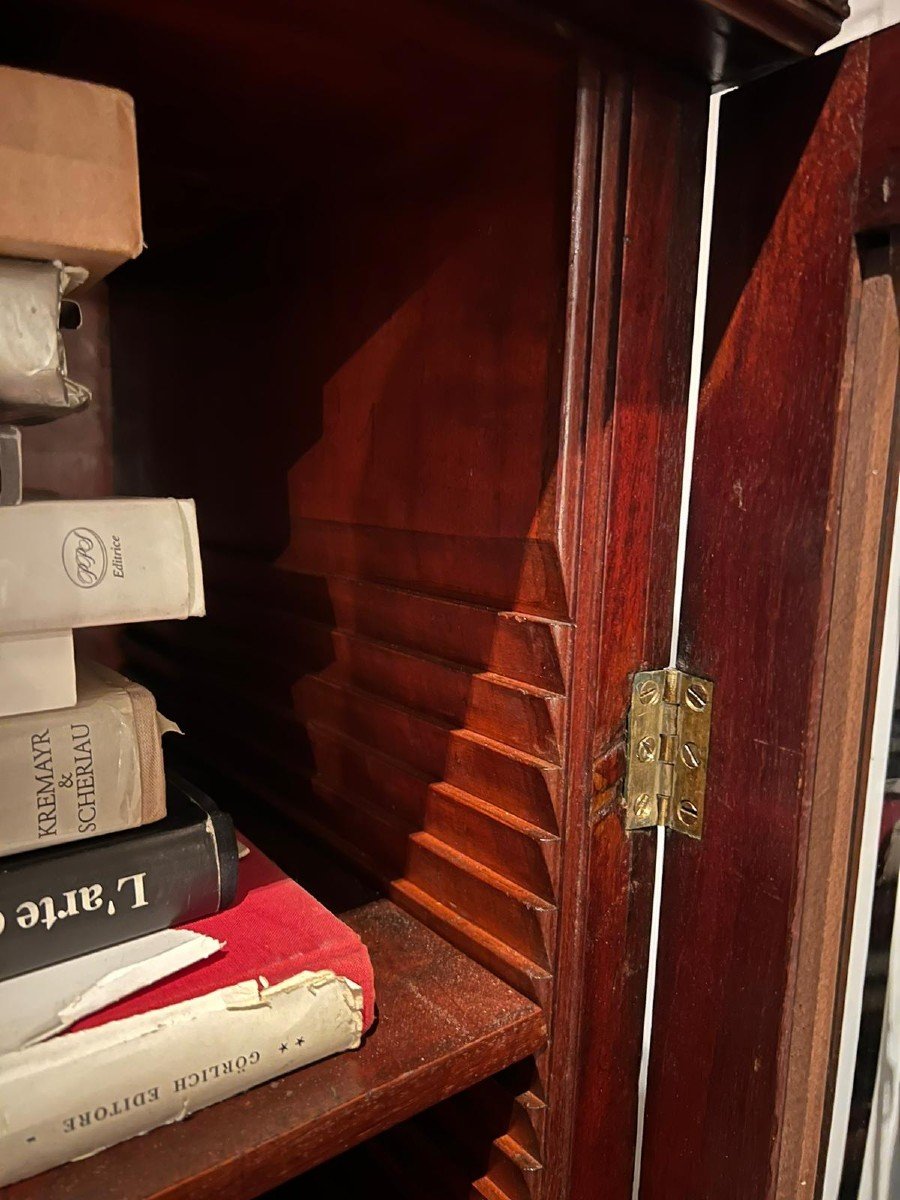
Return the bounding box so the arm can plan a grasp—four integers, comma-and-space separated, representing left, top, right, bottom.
5, 0, 562, 1193
7, 899, 544, 1200
2, 0, 862, 1196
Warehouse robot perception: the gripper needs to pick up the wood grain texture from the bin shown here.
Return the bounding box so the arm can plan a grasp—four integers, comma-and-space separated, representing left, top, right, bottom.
817, 231, 900, 1189
775, 244, 900, 1199
857, 22, 900, 233
547, 60, 707, 1200
639, 43, 871, 1200
6, 902, 544, 1200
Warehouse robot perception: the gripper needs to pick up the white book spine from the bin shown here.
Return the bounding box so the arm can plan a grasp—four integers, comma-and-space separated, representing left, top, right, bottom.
0, 970, 364, 1186
0, 498, 205, 634
0, 629, 75, 718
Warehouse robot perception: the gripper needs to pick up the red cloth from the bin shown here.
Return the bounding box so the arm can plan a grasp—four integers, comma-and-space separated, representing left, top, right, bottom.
73, 841, 375, 1032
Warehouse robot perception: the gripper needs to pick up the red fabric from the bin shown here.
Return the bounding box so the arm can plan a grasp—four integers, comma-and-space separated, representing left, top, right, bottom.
73, 841, 375, 1032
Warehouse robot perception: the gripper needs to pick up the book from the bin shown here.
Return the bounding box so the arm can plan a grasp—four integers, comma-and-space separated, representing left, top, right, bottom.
0, 773, 238, 981
0, 629, 76, 718
0, 840, 376, 1185
0, 497, 204, 635
0, 660, 177, 857
0, 928, 222, 1053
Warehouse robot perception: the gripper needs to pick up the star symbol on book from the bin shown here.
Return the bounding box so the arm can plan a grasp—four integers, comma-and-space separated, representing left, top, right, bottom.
279, 1042, 288, 1054
295, 1038, 304, 1047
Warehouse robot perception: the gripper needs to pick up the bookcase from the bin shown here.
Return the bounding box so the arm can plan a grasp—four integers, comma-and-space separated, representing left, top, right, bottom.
5, 1, 883, 1198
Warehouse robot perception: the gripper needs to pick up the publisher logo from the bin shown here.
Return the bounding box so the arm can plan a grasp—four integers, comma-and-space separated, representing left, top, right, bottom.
62, 527, 108, 588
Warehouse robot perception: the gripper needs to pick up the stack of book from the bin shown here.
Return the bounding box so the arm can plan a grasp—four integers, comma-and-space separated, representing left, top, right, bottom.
0, 497, 375, 1187
0, 64, 375, 1188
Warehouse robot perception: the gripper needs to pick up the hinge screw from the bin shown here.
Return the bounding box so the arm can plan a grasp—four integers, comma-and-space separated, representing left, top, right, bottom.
685, 682, 709, 711
636, 736, 657, 762
678, 799, 699, 827
637, 678, 661, 705
681, 742, 701, 769
634, 793, 655, 822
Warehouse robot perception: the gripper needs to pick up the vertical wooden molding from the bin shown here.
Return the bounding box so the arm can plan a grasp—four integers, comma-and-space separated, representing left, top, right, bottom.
549, 60, 707, 1200
775, 242, 900, 1200
542, 59, 632, 1200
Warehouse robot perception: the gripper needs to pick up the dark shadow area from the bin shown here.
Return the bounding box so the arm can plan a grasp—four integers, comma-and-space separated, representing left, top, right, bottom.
5, 6, 572, 1193
702, 47, 847, 377
272, 1060, 537, 1198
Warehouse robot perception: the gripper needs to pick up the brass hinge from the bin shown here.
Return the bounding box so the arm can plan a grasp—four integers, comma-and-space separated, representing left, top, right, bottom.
624, 668, 714, 840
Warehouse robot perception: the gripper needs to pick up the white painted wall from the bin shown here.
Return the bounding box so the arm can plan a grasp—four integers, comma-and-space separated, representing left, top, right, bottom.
818, 0, 900, 51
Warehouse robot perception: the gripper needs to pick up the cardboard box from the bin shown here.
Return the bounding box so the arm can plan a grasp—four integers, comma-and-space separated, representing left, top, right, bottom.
0, 65, 142, 288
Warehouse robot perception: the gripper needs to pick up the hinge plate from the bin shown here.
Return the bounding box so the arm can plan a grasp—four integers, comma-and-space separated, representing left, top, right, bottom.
624, 668, 713, 839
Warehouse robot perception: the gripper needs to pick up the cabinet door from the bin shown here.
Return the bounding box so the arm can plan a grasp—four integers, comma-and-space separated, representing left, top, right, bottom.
638, 26, 900, 1200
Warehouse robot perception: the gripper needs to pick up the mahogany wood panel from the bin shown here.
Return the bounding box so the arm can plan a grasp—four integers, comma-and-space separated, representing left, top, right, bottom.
354, 1067, 545, 1200
639, 43, 871, 1200
5, 902, 544, 1200
816, 231, 900, 1195
177, 558, 571, 691
353, 54, 705, 1200
558, 62, 706, 1200
857, 23, 900, 233
775, 244, 900, 1199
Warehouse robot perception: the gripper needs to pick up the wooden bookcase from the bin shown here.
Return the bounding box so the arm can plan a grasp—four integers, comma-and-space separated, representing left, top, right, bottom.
8, 2, 899, 1200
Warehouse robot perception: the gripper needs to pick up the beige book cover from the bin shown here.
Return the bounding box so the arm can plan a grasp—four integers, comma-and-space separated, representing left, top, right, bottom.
0, 497, 205, 634
0, 661, 177, 857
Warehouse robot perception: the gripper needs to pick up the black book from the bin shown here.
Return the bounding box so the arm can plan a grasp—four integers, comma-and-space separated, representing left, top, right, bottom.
0, 773, 238, 982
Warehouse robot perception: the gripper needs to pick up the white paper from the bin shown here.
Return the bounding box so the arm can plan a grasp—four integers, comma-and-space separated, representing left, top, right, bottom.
0, 929, 222, 1053
0, 969, 364, 1186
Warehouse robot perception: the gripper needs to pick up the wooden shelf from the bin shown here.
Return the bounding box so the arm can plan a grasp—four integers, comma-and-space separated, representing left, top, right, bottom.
7, 901, 545, 1200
